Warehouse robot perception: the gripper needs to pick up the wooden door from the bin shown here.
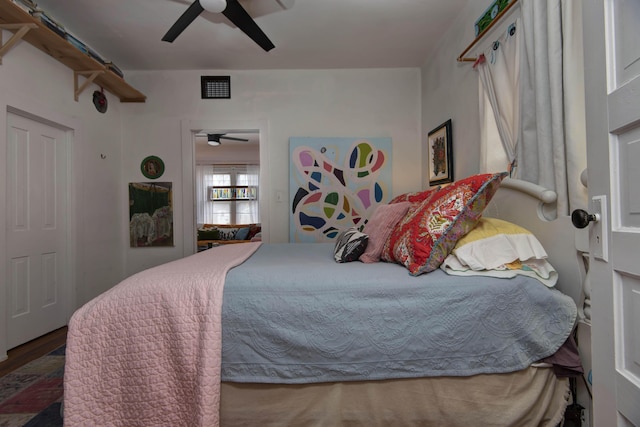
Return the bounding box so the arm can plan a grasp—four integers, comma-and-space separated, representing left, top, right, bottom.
5, 111, 69, 349
583, 0, 640, 424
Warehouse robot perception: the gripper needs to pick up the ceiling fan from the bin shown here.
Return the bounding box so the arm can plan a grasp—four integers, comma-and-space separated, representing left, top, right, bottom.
162, 0, 275, 51
206, 133, 249, 146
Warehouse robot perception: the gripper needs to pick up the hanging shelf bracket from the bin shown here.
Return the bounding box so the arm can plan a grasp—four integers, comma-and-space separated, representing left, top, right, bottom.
74, 70, 104, 101
0, 23, 38, 65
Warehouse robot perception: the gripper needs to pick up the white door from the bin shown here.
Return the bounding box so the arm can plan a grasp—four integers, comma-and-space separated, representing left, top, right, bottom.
5, 112, 69, 349
583, 0, 640, 425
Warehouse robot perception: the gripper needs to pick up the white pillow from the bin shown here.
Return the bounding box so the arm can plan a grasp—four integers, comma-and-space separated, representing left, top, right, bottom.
440, 218, 558, 287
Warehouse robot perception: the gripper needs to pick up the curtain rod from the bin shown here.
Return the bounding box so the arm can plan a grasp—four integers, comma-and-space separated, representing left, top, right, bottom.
457, 0, 520, 63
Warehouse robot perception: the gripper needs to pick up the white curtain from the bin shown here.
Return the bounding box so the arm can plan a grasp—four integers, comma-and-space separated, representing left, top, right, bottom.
195, 165, 215, 226
246, 164, 260, 223
518, 0, 587, 215
477, 0, 587, 216
476, 19, 521, 175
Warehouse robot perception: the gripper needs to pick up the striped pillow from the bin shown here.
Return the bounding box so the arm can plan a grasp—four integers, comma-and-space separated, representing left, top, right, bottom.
334, 228, 369, 263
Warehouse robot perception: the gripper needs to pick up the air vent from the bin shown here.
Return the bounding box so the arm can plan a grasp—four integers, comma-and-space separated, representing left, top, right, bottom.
201, 76, 230, 99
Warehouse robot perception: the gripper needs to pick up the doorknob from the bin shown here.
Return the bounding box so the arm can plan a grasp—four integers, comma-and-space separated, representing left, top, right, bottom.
571, 209, 600, 229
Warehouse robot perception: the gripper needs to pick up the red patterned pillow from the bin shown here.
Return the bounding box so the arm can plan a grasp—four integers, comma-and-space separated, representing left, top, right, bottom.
382, 172, 508, 275
359, 202, 411, 263
389, 187, 440, 205
381, 189, 442, 261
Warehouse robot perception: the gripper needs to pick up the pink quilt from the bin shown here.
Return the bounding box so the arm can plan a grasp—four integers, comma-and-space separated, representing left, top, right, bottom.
63, 242, 261, 427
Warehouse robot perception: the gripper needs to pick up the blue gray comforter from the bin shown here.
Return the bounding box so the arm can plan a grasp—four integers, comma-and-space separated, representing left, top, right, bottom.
220, 243, 577, 383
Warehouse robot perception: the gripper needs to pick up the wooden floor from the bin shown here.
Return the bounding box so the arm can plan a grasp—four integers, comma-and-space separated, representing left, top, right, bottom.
0, 326, 67, 377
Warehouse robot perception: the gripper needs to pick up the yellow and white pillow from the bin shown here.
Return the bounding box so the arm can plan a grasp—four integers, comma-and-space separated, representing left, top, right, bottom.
440, 217, 557, 287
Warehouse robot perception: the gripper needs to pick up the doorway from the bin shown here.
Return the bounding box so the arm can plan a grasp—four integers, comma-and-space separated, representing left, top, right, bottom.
180, 119, 270, 254
194, 130, 260, 227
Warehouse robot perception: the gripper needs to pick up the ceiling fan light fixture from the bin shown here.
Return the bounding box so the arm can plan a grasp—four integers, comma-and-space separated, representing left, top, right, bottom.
200, 0, 227, 13
207, 134, 222, 146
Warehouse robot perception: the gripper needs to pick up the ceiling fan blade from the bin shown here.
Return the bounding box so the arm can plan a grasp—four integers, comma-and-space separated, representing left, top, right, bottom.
222, 0, 275, 52
162, 1, 205, 42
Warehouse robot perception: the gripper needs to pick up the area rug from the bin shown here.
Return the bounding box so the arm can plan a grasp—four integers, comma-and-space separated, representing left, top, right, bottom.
0, 346, 64, 427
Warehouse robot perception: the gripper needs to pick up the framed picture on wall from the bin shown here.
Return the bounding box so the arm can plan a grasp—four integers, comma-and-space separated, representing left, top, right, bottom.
427, 119, 453, 185
129, 182, 174, 247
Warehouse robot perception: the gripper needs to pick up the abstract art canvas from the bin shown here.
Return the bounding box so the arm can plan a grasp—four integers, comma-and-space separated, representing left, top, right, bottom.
290, 137, 392, 242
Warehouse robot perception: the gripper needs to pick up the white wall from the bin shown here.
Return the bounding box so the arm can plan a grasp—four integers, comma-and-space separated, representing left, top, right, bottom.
1, 0, 485, 345
0, 32, 127, 357
420, 2, 495, 187
2, 4, 483, 353
0, 35, 424, 339
121, 68, 422, 276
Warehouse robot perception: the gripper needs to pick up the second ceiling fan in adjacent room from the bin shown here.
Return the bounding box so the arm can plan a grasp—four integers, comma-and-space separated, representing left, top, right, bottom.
206, 133, 249, 146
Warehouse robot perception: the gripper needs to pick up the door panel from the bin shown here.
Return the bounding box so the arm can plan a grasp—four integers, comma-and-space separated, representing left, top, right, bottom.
609, 0, 640, 420
6, 112, 68, 349
616, 126, 640, 226
618, 273, 640, 374
614, 0, 640, 85
9, 257, 29, 317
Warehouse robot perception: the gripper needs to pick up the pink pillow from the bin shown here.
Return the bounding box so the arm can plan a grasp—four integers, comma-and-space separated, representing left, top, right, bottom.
383, 172, 508, 275
359, 202, 411, 263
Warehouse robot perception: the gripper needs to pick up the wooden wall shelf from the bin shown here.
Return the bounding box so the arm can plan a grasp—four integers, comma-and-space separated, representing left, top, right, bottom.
0, 0, 146, 102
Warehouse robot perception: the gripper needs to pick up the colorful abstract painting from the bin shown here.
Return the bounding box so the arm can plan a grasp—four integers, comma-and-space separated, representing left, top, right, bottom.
289, 137, 392, 242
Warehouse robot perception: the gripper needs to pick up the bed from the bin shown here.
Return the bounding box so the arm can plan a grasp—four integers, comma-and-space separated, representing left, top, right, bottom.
63, 174, 585, 426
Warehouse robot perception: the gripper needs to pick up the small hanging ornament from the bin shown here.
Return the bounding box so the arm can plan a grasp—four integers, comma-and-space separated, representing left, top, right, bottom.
92, 87, 108, 113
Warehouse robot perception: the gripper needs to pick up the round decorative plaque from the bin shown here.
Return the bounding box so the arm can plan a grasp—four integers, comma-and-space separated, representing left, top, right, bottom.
141, 155, 165, 179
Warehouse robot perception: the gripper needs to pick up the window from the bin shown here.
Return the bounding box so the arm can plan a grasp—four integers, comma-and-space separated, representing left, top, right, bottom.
196, 165, 259, 225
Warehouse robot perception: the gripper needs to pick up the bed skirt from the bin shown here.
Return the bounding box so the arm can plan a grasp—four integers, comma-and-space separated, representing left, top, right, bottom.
220, 366, 570, 426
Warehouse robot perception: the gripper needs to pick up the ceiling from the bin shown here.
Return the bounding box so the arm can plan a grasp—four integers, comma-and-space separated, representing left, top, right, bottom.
32, 0, 470, 71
